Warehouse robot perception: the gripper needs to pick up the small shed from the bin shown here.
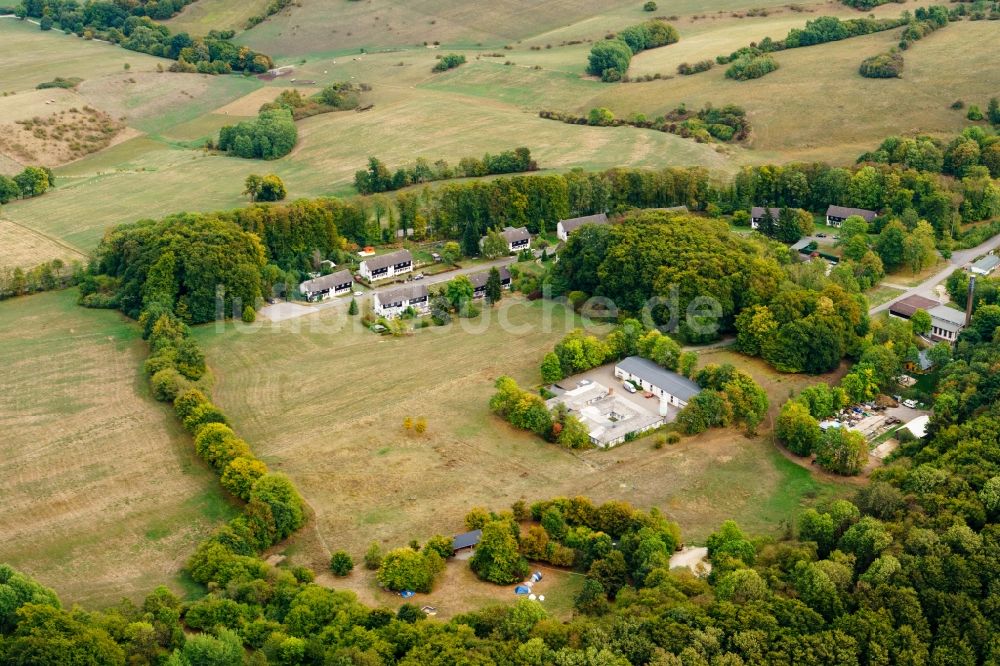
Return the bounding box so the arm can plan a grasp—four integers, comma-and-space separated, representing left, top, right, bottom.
452, 529, 482, 554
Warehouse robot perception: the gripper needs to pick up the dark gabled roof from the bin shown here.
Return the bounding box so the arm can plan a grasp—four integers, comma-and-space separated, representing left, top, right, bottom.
362, 249, 413, 271
826, 205, 877, 221
558, 213, 608, 234
453, 529, 482, 550
751, 206, 781, 219
615, 356, 701, 402
376, 283, 428, 305
500, 226, 530, 244
468, 266, 512, 289
299, 269, 352, 293
888, 294, 938, 318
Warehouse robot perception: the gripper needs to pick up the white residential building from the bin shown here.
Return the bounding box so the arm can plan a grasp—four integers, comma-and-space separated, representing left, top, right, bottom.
373, 284, 429, 319
299, 270, 353, 302
359, 249, 413, 281
825, 205, 877, 228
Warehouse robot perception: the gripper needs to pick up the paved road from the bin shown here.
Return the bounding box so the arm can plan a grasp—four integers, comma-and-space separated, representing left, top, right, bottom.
868, 232, 1000, 315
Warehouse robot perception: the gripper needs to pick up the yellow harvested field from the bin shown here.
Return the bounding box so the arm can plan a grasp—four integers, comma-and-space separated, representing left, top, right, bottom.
0, 219, 87, 268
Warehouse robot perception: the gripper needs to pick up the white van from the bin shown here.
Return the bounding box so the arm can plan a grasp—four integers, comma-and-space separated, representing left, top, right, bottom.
902, 399, 918, 409
623, 381, 637, 393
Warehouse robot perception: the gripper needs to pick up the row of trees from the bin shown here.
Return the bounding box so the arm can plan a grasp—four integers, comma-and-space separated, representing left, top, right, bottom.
706, 13, 910, 77
0, 258, 80, 300
586, 19, 679, 81
14, 5, 273, 72
726, 161, 971, 236
541, 102, 750, 143
217, 108, 298, 160
354, 147, 537, 194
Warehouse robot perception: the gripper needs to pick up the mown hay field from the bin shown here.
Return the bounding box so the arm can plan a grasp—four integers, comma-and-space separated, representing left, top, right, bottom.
0, 290, 237, 606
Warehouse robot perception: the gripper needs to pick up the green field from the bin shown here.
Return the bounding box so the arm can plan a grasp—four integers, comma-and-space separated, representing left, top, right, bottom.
163, 0, 273, 36
0, 18, 166, 93
0, 290, 237, 606
194, 297, 849, 578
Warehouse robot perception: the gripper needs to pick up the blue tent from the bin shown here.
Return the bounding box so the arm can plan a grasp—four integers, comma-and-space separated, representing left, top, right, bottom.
400, 590, 415, 599
514, 585, 531, 595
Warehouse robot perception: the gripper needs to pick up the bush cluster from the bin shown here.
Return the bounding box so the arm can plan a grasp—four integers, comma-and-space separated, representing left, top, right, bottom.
218, 108, 298, 160
725, 53, 779, 80
587, 19, 678, 80
859, 51, 904, 78
677, 59, 713, 75
244, 0, 291, 29
0, 165, 54, 203
432, 53, 466, 72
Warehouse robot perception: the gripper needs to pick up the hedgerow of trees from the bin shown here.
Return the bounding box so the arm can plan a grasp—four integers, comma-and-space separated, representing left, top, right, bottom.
354, 147, 536, 194
540, 102, 750, 143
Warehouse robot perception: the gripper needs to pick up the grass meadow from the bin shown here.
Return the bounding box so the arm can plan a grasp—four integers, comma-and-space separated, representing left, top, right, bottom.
195, 297, 850, 581
0, 290, 237, 606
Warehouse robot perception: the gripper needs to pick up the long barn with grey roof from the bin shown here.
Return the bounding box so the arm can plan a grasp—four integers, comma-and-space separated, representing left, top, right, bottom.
614, 356, 701, 408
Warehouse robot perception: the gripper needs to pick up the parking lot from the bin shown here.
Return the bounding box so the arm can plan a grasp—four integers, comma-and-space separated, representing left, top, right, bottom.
553, 364, 682, 424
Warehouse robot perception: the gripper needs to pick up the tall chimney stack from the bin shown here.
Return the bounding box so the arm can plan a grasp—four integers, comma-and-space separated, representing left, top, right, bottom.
966, 274, 977, 327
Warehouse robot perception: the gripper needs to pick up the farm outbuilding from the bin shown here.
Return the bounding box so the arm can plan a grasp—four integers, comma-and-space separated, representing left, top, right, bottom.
452, 529, 482, 554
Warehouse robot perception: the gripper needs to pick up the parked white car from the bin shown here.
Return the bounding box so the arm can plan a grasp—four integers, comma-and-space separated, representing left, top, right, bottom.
623, 382, 637, 393
902, 399, 918, 409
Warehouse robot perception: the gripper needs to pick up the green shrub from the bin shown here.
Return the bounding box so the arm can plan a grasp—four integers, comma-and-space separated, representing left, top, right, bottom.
151, 368, 186, 402
725, 53, 779, 80
859, 52, 903, 78
432, 54, 466, 72
329, 551, 354, 576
